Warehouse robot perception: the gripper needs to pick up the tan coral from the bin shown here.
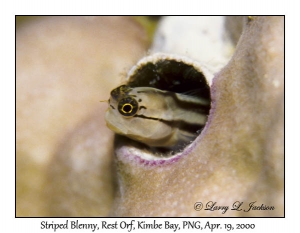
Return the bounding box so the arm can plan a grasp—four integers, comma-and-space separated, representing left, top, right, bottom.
16, 16, 148, 216
111, 16, 284, 217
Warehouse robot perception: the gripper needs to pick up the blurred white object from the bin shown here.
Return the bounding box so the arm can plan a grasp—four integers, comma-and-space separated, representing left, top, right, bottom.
151, 16, 235, 75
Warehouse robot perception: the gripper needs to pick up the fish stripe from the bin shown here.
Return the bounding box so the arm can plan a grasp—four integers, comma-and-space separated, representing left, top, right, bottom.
134, 114, 204, 134
137, 89, 210, 114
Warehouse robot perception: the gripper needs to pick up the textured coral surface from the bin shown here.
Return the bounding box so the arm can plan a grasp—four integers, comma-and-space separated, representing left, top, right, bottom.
16, 16, 283, 217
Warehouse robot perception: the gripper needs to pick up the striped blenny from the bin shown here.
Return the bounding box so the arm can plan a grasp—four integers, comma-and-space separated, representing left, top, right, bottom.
105, 85, 210, 149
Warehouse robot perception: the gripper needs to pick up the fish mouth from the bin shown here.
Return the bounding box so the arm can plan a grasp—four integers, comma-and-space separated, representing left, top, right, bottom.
114, 53, 212, 165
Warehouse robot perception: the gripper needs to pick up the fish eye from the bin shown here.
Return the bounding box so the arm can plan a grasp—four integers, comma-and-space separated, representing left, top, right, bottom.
118, 97, 138, 117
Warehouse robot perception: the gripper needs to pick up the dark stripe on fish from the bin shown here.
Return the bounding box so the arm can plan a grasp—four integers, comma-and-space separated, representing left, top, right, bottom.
134, 114, 204, 134
137, 90, 210, 114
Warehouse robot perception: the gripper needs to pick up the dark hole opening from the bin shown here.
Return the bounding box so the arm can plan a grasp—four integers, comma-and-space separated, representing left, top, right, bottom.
127, 60, 210, 100
119, 58, 211, 157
